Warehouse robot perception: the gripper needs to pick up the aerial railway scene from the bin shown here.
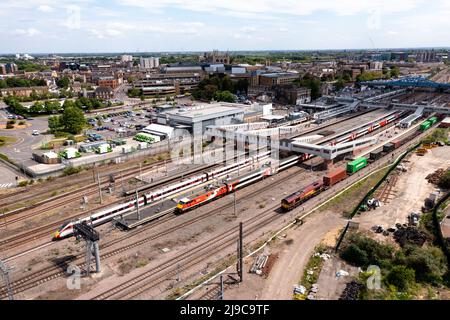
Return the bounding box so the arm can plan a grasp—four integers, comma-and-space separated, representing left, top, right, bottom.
1, 2, 450, 309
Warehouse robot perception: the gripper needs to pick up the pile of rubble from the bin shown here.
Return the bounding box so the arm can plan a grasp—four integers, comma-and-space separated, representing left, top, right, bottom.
339, 281, 365, 300
313, 252, 331, 260
393, 226, 427, 247
426, 169, 446, 185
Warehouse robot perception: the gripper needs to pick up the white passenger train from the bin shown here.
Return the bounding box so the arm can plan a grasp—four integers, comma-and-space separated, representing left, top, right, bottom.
54, 152, 272, 239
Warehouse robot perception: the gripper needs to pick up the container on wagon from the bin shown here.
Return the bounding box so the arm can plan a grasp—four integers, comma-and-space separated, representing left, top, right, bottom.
323, 167, 347, 187
347, 157, 367, 174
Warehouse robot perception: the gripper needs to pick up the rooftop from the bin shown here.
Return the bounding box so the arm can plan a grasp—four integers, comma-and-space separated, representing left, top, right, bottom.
260, 72, 299, 78
165, 103, 245, 122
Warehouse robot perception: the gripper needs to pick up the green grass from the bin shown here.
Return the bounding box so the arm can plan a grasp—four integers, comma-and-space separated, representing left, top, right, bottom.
0, 136, 16, 147
295, 244, 329, 299
319, 168, 389, 217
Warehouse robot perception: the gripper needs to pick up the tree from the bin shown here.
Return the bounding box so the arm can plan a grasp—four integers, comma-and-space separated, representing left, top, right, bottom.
45, 100, 61, 114
30, 101, 44, 114
334, 79, 346, 91
298, 75, 322, 100
60, 106, 85, 134
386, 265, 415, 291
340, 244, 369, 266
438, 170, 450, 189
390, 67, 400, 78
213, 90, 236, 103
402, 246, 447, 284
63, 99, 76, 110
128, 88, 141, 98
48, 116, 61, 133
56, 76, 70, 89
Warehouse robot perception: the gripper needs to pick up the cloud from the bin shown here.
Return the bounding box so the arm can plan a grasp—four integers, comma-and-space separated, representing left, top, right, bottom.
62, 5, 81, 30
13, 28, 41, 36
116, 0, 424, 17
88, 28, 123, 39
241, 26, 257, 33
37, 5, 54, 13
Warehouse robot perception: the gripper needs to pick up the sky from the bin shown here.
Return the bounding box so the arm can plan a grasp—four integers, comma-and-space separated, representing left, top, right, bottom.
1, 0, 450, 54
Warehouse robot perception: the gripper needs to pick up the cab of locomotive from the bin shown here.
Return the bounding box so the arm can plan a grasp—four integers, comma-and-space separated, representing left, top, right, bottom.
53, 222, 70, 240
176, 197, 190, 209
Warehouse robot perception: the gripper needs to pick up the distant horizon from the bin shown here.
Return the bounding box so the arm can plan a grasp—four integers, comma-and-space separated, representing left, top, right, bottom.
2, 46, 450, 57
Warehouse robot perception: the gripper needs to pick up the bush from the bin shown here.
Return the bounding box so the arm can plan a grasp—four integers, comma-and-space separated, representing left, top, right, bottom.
62, 166, 83, 176
386, 265, 416, 291
342, 233, 394, 267
18, 181, 28, 187
438, 170, 450, 189
7, 120, 16, 125
5, 123, 14, 129
341, 244, 369, 266
18, 120, 26, 125
401, 246, 447, 284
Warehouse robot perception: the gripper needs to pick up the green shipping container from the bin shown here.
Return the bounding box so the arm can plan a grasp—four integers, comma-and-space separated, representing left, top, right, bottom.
420, 121, 431, 131
428, 117, 438, 125
347, 157, 367, 174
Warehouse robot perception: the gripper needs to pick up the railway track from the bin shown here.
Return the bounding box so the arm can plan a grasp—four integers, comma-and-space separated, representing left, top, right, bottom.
0, 166, 305, 299
0, 159, 170, 223
0, 157, 169, 210
94, 200, 284, 300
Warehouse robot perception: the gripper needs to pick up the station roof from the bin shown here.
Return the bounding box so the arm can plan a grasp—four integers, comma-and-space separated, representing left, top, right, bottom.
261, 115, 285, 121
142, 123, 174, 137
165, 104, 244, 123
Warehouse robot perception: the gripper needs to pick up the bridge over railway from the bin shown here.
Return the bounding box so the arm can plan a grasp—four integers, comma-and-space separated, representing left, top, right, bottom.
360, 76, 450, 90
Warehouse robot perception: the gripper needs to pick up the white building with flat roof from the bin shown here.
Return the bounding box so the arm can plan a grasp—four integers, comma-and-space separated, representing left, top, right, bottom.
158, 103, 245, 132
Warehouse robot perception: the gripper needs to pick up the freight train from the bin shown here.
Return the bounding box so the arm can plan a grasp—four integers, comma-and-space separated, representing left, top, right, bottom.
53, 151, 273, 239
175, 155, 301, 214
281, 167, 347, 211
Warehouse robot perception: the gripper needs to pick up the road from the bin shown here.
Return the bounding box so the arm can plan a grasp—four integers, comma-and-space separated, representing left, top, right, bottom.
259, 211, 346, 299
0, 107, 48, 163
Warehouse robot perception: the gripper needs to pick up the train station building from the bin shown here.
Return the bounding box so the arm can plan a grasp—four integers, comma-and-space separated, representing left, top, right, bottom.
156, 103, 245, 133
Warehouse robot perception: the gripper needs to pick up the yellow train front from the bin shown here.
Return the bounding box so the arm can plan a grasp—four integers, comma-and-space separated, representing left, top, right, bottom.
281, 181, 325, 211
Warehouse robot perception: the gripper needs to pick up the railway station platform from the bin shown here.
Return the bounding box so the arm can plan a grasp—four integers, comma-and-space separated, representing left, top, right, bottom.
115, 157, 271, 229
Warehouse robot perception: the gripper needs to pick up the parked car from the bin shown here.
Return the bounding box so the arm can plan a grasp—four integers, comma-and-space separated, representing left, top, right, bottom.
32, 130, 39, 136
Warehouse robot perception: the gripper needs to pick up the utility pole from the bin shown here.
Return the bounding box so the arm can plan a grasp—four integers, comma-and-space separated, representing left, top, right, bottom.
136, 189, 141, 220
234, 189, 237, 217
218, 274, 224, 300
97, 172, 103, 204
120, 172, 124, 194
238, 222, 243, 282
0, 259, 14, 300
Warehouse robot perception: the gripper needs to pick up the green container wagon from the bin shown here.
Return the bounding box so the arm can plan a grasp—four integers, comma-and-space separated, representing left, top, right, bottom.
428, 117, 438, 125
420, 121, 431, 131
347, 157, 368, 174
